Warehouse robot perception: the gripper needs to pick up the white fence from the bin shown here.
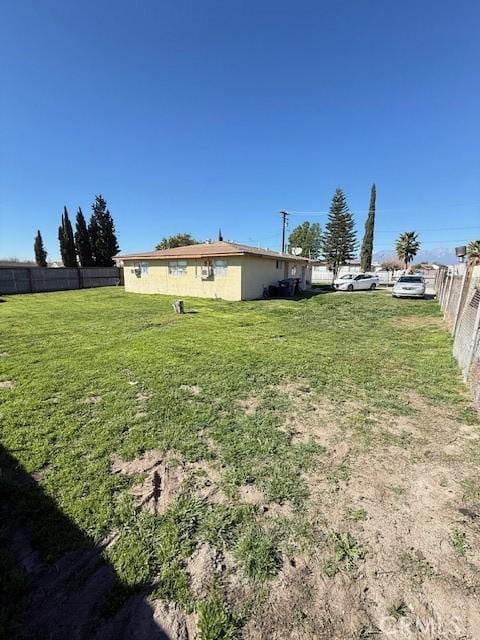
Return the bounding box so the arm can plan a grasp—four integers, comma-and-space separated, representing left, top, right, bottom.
436, 265, 480, 409
312, 265, 436, 289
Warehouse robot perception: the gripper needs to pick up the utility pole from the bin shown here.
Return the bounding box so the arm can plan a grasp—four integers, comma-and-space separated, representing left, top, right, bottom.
280, 210, 288, 254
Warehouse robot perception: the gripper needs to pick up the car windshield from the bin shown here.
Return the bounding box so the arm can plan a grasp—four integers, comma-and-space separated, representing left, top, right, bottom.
340, 274, 354, 279
398, 276, 423, 283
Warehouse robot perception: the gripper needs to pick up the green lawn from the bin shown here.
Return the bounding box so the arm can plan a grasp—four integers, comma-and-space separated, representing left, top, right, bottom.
1, 287, 478, 638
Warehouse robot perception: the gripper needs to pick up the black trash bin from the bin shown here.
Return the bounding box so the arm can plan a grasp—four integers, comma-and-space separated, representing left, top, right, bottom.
279, 278, 300, 296
277, 280, 290, 297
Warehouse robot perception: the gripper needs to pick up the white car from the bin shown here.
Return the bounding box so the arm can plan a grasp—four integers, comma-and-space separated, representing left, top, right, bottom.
392, 275, 426, 298
333, 273, 379, 292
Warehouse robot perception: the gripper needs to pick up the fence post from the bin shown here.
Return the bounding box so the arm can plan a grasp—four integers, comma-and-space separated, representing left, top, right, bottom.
452, 269, 468, 336
27, 268, 34, 293
77, 267, 84, 289
444, 271, 454, 318
441, 270, 449, 307
464, 293, 480, 381
438, 270, 445, 306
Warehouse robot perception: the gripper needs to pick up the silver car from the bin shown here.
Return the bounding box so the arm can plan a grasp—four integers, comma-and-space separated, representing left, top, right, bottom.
392, 275, 426, 298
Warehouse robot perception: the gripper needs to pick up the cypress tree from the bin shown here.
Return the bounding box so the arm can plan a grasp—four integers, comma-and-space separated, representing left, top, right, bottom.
322, 188, 357, 278
360, 183, 376, 272
88, 195, 119, 266
58, 207, 77, 267
75, 207, 94, 266
34, 230, 48, 267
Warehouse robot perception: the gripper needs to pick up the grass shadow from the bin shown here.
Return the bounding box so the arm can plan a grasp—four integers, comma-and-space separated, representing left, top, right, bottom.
265, 285, 335, 301
0, 445, 171, 640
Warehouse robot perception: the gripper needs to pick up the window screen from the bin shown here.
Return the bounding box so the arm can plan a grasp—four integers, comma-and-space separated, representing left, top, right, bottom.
213, 259, 228, 276
168, 260, 187, 275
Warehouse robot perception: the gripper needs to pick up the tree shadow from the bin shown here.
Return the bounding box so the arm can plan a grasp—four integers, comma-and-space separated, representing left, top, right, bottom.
264, 285, 335, 301
0, 445, 172, 640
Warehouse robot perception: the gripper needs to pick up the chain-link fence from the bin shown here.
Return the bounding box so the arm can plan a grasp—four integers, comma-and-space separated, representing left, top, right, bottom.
436, 265, 480, 409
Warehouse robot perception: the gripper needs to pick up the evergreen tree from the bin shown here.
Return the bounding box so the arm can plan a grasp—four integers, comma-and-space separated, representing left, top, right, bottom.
75, 207, 94, 266
88, 214, 100, 265
155, 233, 198, 250
322, 188, 357, 278
360, 184, 376, 272
34, 230, 48, 267
58, 207, 77, 267
395, 231, 420, 270
287, 221, 322, 258
88, 195, 120, 266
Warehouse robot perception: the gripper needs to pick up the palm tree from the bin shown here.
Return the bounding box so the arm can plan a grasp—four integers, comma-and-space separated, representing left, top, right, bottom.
466, 240, 480, 266
395, 231, 420, 271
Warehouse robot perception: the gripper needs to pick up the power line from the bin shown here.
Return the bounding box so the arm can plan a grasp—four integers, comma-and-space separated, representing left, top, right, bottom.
375, 225, 480, 234
374, 238, 474, 247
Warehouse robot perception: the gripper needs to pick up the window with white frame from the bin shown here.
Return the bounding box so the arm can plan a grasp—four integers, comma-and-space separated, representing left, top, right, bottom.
168, 260, 187, 276
276, 260, 284, 269
213, 259, 228, 277
140, 261, 149, 275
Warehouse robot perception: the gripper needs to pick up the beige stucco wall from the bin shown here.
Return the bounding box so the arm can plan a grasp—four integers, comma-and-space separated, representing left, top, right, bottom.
240, 256, 310, 299
123, 257, 242, 300
240, 256, 285, 300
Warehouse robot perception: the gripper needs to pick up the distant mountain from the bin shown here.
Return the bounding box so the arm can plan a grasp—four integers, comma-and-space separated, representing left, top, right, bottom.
373, 246, 459, 266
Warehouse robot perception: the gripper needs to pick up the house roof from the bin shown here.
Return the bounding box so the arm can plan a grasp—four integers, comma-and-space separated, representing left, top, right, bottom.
116, 241, 310, 262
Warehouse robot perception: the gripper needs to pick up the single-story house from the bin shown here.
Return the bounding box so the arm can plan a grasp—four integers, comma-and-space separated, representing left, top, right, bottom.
116, 241, 311, 300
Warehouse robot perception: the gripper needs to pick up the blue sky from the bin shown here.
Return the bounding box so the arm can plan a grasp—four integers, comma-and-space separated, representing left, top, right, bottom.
1, 0, 479, 261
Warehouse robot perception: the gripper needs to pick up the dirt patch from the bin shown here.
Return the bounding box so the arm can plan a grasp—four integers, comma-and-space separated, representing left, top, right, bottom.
44, 392, 60, 404
111, 450, 164, 475
0, 351, 9, 357
0, 380, 15, 389
263, 502, 294, 519
393, 315, 445, 329
84, 395, 102, 404
237, 394, 259, 416
186, 543, 217, 599
243, 555, 368, 639
180, 384, 201, 396
112, 452, 185, 516
30, 465, 50, 483
112, 452, 226, 512
300, 434, 480, 638
136, 391, 151, 403
238, 484, 265, 505
192, 461, 227, 504
151, 600, 197, 639
276, 380, 312, 403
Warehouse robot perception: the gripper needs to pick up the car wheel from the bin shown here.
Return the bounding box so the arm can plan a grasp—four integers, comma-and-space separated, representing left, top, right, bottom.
370, 283, 376, 290
347, 284, 354, 292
